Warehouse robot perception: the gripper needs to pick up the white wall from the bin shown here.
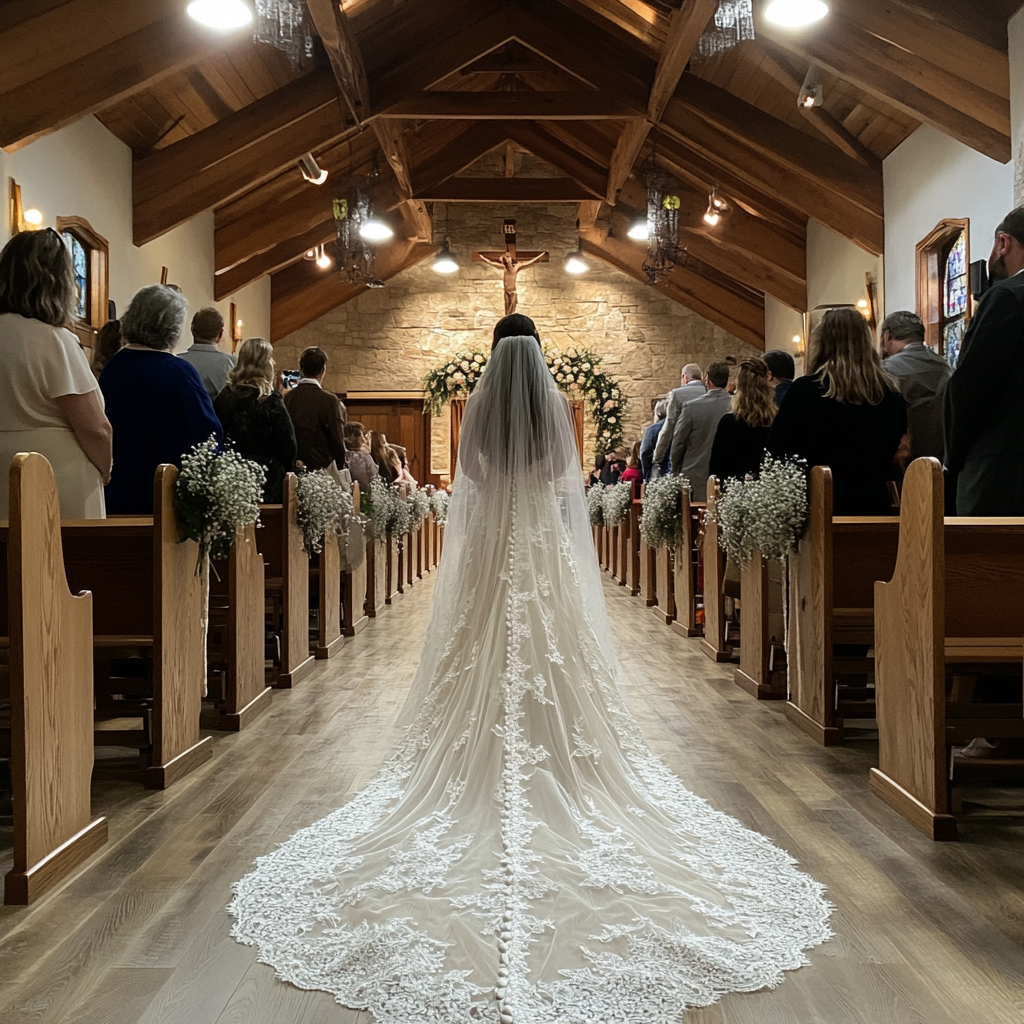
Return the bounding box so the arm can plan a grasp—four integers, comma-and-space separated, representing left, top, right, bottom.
806, 218, 884, 314
883, 124, 1013, 313
0, 115, 270, 348
1009, 7, 1024, 206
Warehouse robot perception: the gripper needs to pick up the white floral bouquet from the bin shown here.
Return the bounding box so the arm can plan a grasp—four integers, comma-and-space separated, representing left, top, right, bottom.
176, 436, 265, 569
711, 456, 808, 565
587, 483, 606, 527
602, 480, 633, 527
409, 488, 432, 529
364, 479, 414, 538
429, 489, 450, 527
423, 351, 488, 416
639, 474, 691, 550
296, 470, 365, 556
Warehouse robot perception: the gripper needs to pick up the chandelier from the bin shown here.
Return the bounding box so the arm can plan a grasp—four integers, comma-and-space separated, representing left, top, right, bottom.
694, 0, 755, 66
254, 0, 316, 69
639, 156, 684, 286
333, 189, 384, 288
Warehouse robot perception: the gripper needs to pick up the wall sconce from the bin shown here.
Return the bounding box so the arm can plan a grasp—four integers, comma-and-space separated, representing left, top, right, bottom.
230, 302, 241, 351
23, 207, 43, 227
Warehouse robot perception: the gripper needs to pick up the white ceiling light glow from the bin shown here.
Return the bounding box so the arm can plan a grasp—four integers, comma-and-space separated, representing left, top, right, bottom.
358, 218, 394, 242
432, 240, 459, 275
186, 0, 253, 30
764, 0, 829, 28
627, 221, 649, 241
564, 251, 589, 275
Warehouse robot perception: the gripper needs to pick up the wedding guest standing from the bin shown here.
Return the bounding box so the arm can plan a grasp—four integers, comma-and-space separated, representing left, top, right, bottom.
762, 349, 796, 405
651, 363, 705, 477
709, 357, 776, 482
283, 346, 348, 474
669, 361, 733, 500
369, 430, 400, 485
92, 318, 124, 378
768, 308, 906, 516
214, 337, 297, 503
620, 441, 644, 488
640, 398, 668, 481
179, 306, 235, 400
343, 421, 379, 491
945, 207, 1024, 515
0, 229, 112, 518
100, 284, 222, 514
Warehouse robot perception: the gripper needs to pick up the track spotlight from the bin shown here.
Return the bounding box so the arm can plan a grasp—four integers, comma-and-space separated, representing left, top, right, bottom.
298, 152, 328, 185
315, 245, 332, 269
359, 217, 393, 242
564, 250, 589, 275
764, 0, 829, 28
703, 188, 728, 227
799, 84, 823, 108
186, 0, 252, 30
432, 240, 459, 274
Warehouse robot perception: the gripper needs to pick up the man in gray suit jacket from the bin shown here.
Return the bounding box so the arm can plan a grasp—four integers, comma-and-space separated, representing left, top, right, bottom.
881, 310, 951, 464
946, 207, 1024, 515
650, 362, 705, 477
670, 360, 732, 501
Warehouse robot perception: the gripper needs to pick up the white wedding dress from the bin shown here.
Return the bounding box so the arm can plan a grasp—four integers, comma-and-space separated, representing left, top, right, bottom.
229, 336, 831, 1023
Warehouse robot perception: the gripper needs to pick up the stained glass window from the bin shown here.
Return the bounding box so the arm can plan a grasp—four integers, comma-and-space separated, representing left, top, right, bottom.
62, 231, 88, 321
942, 231, 968, 368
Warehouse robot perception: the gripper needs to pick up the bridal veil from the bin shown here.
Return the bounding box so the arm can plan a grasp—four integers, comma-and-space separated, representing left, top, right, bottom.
230, 335, 831, 1023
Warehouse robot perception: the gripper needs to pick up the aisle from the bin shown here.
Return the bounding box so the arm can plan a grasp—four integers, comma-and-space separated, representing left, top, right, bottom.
1, 574, 1022, 1024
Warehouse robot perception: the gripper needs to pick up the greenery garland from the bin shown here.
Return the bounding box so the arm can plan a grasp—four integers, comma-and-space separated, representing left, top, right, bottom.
423, 346, 627, 454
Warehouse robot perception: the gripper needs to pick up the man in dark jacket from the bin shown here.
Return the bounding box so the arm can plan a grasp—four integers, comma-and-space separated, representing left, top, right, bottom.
945, 208, 1024, 515
639, 397, 669, 481
282, 347, 348, 472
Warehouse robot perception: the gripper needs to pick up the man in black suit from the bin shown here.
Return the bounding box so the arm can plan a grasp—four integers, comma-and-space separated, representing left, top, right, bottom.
945, 207, 1024, 515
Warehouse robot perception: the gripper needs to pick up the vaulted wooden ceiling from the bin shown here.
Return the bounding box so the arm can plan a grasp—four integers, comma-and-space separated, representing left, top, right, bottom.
2, 0, 1017, 345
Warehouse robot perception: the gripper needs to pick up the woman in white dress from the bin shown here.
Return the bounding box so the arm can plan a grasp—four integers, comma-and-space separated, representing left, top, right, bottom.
230, 317, 832, 1023
0, 229, 111, 518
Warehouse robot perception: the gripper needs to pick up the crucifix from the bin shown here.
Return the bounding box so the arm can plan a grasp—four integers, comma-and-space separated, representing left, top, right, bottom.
472, 219, 548, 315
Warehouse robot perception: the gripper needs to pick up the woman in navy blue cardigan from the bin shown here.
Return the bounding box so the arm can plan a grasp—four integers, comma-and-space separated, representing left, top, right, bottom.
100, 285, 222, 514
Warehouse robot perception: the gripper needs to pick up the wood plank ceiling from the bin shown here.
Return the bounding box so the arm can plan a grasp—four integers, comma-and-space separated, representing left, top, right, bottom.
1, 0, 1016, 343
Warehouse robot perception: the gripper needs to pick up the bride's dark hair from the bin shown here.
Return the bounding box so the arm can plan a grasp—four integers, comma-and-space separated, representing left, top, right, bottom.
492, 313, 540, 350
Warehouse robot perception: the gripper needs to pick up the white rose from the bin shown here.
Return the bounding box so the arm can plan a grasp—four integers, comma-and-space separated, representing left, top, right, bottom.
461, 360, 470, 370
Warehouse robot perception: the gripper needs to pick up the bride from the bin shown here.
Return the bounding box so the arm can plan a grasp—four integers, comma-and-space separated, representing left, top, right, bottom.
230, 317, 831, 1023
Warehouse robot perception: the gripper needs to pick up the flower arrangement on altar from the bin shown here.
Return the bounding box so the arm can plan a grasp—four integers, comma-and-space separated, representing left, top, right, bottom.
423, 346, 627, 454
295, 470, 363, 556
176, 436, 265, 569
602, 480, 633, 528
639, 474, 691, 550
711, 456, 809, 565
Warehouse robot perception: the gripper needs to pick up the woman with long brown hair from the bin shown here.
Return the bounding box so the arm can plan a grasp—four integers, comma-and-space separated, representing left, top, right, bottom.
368, 429, 400, 485
767, 308, 907, 515
709, 356, 776, 482
214, 336, 297, 502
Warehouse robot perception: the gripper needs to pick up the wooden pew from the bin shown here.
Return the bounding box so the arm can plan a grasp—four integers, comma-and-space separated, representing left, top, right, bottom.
208, 522, 269, 729
385, 531, 401, 605
2, 453, 107, 905
314, 530, 343, 659
365, 535, 387, 618
625, 494, 641, 596
639, 507, 656, 608
871, 457, 1024, 840
786, 466, 900, 745
61, 466, 213, 788
734, 550, 787, 700
700, 479, 733, 662
672, 494, 703, 639
258, 474, 314, 689
615, 515, 629, 586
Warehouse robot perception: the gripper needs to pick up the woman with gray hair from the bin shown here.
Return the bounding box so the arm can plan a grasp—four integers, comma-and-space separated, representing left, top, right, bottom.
99, 284, 222, 514
0, 228, 112, 517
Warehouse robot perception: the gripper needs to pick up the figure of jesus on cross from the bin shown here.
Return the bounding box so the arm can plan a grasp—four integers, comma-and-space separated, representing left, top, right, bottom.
473, 219, 548, 315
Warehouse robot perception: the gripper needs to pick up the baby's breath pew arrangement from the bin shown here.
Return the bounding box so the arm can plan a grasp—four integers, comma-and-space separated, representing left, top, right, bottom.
587, 483, 606, 527
429, 488, 450, 527
176, 436, 265, 571
296, 471, 362, 556
602, 480, 633, 528
364, 479, 415, 539
409, 488, 432, 530
711, 456, 809, 565
639, 474, 691, 550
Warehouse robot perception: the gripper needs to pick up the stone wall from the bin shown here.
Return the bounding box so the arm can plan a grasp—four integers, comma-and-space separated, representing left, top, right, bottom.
275, 203, 757, 473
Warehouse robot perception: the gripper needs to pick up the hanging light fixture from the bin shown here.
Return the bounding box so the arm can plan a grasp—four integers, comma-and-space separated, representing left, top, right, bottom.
186, 0, 252, 29
564, 249, 589, 275
691, 1, 755, 69
315, 245, 332, 269
703, 187, 728, 227
764, 0, 829, 28
432, 240, 459, 274
253, 0, 315, 68
638, 154, 683, 286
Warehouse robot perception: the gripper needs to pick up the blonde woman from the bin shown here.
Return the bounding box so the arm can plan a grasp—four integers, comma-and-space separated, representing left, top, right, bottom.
0, 229, 112, 517
767, 308, 907, 514
709, 356, 777, 482
214, 337, 296, 502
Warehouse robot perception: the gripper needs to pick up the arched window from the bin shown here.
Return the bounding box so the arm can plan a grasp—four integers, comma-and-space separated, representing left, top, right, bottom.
55, 215, 109, 352
915, 218, 971, 367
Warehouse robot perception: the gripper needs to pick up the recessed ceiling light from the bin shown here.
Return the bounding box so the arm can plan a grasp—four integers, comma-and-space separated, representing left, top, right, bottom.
186, 0, 252, 30
764, 0, 829, 29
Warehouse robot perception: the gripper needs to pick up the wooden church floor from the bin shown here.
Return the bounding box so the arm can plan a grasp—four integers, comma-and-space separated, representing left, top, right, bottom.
2, 573, 1023, 1024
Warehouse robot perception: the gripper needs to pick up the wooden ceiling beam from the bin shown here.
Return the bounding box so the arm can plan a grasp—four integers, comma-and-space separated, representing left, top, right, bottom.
417, 179, 597, 202
756, 13, 1011, 163
502, 122, 609, 198
410, 122, 512, 195
270, 240, 435, 341
884, 0, 1011, 53
579, 233, 765, 350
132, 74, 353, 245
605, 0, 719, 205
0, 12, 247, 150
376, 91, 644, 119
